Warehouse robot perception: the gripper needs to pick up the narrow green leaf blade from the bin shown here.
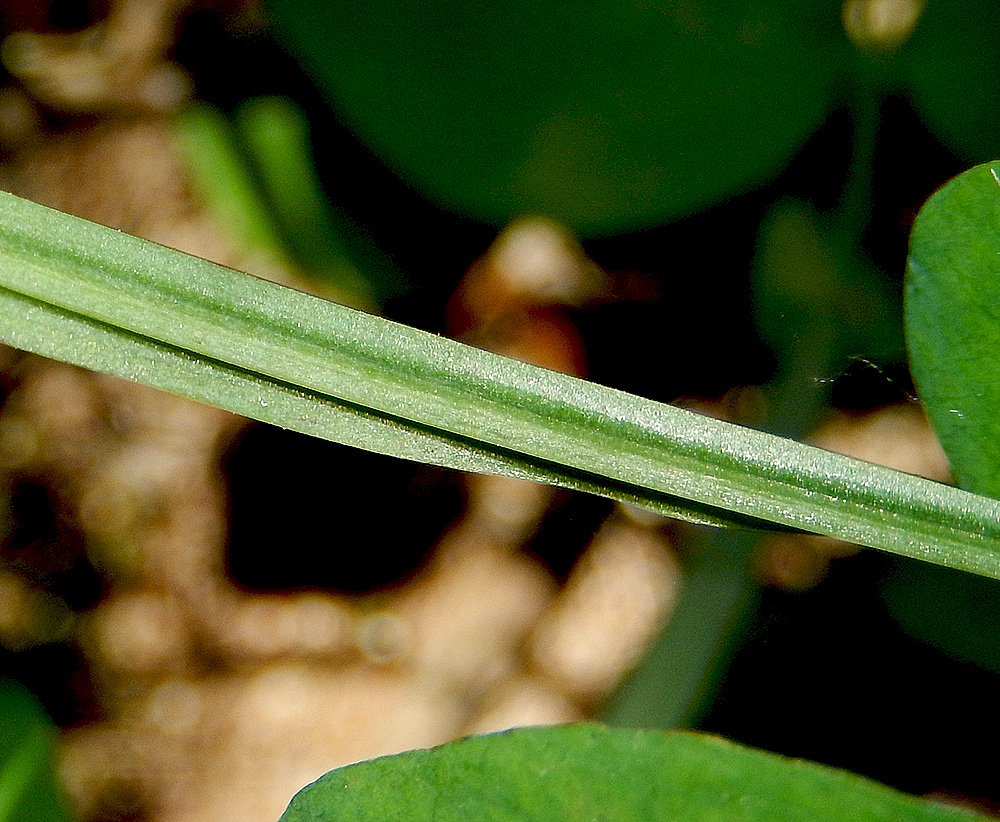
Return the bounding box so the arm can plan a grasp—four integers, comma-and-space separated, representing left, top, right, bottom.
279, 724, 983, 822
0, 285, 728, 526
906, 161, 1000, 498
1, 192, 999, 576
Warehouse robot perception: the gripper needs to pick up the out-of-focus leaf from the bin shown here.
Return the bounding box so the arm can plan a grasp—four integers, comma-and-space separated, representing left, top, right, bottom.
171, 103, 286, 259
234, 96, 408, 306
0, 680, 71, 822
267, 0, 844, 235
905, 161, 1000, 498
279, 724, 984, 822
884, 558, 1000, 676
753, 198, 901, 360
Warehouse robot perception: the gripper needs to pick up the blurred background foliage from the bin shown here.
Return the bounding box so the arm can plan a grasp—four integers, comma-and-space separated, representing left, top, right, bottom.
0, 0, 999, 820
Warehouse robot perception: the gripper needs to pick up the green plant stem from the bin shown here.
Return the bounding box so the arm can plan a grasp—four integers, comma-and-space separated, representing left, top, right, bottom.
835, 54, 884, 243
601, 526, 759, 729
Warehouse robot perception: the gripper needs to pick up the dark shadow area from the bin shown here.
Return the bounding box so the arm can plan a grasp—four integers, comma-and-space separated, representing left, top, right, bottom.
699, 551, 1000, 806
222, 423, 465, 594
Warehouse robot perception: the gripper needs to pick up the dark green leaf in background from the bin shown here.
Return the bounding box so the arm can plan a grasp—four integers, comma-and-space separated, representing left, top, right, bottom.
279, 724, 984, 821
883, 558, 1000, 677
903, 0, 1000, 163
267, 0, 845, 235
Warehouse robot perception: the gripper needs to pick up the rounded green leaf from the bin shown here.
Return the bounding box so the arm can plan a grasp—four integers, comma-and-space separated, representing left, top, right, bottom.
279, 724, 980, 821
906, 161, 1000, 498
268, 0, 842, 234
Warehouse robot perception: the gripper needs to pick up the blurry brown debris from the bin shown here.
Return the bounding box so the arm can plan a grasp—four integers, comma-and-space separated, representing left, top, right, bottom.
528, 514, 680, 703
2, 115, 229, 255
1, 0, 195, 114
385, 522, 556, 700
809, 402, 951, 484
448, 217, 608, 335
61, 662, 467, 822
0, 0, 265, 116
446, 216, 608, 377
